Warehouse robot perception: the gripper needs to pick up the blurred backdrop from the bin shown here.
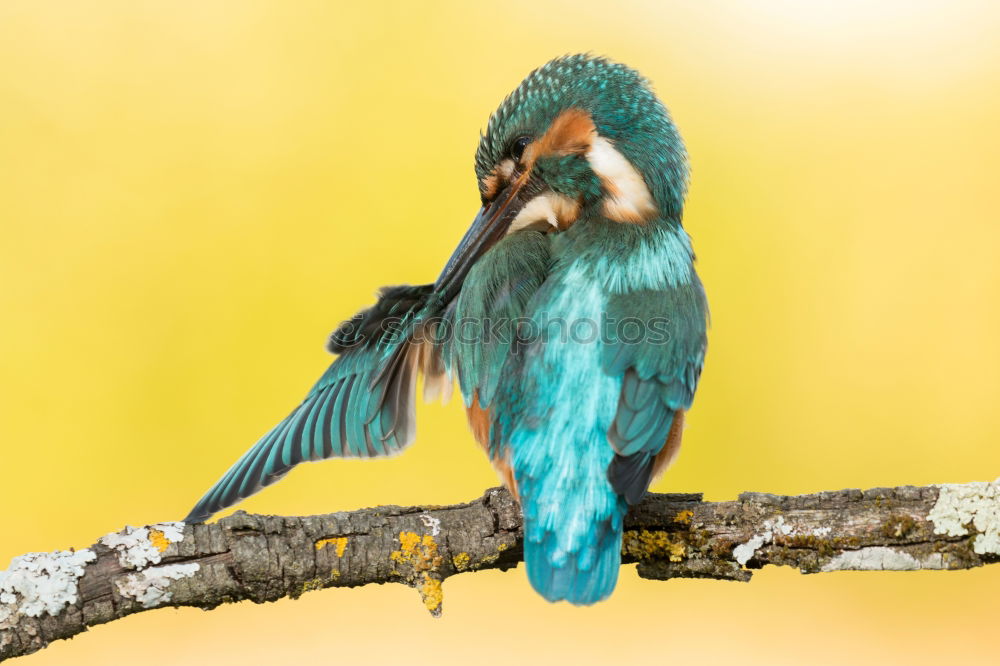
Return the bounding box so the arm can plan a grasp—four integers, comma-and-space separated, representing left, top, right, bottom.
2, 1, 999, 664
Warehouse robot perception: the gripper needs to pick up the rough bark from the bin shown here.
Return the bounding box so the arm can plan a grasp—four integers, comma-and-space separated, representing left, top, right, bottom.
2, 480, 998, 661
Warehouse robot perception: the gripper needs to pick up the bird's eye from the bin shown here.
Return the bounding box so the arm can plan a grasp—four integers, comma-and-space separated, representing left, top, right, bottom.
510, 136, 532, 162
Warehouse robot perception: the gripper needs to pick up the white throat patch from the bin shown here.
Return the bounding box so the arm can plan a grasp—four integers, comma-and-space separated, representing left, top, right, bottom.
507, 192, 580, 234
586, 136, 657, 223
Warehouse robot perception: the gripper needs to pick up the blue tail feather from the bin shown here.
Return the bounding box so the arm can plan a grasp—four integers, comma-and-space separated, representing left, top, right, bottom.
524, 518, 623, 605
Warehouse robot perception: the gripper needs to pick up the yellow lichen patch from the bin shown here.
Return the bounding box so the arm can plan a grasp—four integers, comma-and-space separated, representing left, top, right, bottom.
453, 552, 471, 572
390, 531, 442, 571
390, 531, 446, 616
148, 528, 171, 553
673, 510, 694, 525
474, 541, 513, 567
420, 575, 443, 613
396, 531, 421, 558
622, 529, 688, 562
315, 537, 349, 557
331, 569, 341, 580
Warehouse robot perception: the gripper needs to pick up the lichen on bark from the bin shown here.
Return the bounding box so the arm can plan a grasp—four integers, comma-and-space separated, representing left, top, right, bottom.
2, 482, 998, 662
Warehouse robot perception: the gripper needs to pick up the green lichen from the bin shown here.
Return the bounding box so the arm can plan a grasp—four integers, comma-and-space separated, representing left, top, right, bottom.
779, 534, 837, 557
622, 530, 688, 562
300, 578, 325, 594
881, 514, 917, 539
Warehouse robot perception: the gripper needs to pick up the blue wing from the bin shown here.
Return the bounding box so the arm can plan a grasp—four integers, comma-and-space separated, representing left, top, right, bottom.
184, 285, 440, 523
604, 282, 708, 503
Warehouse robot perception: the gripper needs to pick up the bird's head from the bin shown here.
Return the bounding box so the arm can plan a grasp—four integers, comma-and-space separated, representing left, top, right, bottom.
435, 54, 688, 298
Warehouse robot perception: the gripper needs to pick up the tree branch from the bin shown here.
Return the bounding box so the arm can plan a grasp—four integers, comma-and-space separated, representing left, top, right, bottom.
2, 480, 998, 661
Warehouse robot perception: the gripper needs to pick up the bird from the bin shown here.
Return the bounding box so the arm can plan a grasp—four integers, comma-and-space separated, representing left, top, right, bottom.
184, 54, 708, 605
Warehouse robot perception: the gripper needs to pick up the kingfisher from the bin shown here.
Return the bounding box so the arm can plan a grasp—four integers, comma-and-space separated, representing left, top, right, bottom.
184, 55, 708, 605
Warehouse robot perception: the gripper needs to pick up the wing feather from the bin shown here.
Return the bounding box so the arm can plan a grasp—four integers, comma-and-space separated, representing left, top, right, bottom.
604, 282, 708, 504
184, 285, 439, 523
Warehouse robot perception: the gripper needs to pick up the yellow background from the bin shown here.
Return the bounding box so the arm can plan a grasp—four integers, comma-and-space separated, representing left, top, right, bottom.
2, 1, 999, 663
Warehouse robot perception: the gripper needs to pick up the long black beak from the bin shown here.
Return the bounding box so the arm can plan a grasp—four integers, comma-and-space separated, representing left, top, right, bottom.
433, 176, 536, 303
369, 176, 536, 390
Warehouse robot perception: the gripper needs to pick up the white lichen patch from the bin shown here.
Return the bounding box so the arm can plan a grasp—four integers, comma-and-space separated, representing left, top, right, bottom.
812, 526, 832, 537
774, 516, 793, 536
115, 563, 200, 608
733, 533, 770, 566
733, 516, 789, 566
419, 513, 441, 537
821, 546, 946, 572
99, 522, 186, 569
0, 549, 96, 626
153, 522, 185, 544
928, 479, 1000, 555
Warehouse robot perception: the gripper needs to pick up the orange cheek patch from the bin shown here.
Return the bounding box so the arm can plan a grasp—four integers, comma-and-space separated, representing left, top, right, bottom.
526, 107, 596, 164
526, 108, 656, 224
480, 111, 594, 204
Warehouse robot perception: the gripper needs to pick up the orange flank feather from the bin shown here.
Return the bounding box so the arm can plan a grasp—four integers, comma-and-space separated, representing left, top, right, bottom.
466, 393, 518, 499
413, 325, 452, 404
466, 392, 491, 448
651, 410, 685, 482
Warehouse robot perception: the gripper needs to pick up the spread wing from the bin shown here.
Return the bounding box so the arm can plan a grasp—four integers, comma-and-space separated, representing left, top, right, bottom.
184, 285, 443, 523
604, 281, 708, 503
